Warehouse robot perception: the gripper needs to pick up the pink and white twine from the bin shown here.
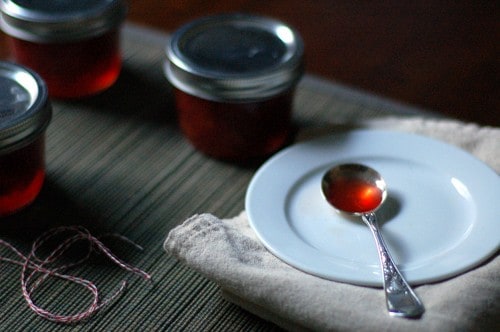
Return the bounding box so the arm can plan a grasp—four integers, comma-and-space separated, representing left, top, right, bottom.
0, 226, 152, 323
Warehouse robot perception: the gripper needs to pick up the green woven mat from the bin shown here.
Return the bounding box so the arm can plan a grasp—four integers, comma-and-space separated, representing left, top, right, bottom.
0, 24, 427, 331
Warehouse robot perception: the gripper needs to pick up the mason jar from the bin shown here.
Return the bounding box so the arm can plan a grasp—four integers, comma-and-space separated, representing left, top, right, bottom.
164, 13, 304, 161
0, 61, 52, 216
0, 0, 127, 98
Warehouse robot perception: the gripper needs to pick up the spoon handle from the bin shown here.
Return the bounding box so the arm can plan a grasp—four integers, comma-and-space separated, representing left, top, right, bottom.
362, 213, 425, 318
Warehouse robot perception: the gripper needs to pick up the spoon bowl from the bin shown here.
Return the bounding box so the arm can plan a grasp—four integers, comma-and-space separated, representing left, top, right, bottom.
321, 163, 424, 318
321, 163, 387, 215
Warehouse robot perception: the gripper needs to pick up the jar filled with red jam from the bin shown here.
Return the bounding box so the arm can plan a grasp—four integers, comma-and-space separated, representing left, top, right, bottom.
164, 14, 304, 161
0, 0, 127, 98
0, 61, 52, 217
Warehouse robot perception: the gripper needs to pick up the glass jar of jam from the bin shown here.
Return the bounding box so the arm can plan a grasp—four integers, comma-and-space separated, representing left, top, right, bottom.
0, 0, 127, 98
164, 14, 304, 161
0, 61, 52, 217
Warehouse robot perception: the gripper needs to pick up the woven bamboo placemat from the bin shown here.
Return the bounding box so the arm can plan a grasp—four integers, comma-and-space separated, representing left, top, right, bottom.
0, 23, 432, 331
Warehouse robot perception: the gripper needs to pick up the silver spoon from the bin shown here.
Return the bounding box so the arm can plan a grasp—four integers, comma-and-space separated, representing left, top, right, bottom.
321, 163, 424, 318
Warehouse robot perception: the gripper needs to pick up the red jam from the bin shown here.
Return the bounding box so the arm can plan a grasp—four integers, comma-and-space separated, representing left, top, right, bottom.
175, 88, 294, 161
165, 14, 304, 161
324, 178, 384, 214
6, 30, 121, 98
0, 136, 46, 216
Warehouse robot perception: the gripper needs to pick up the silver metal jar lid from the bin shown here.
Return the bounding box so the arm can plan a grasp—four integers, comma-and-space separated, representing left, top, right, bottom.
0, 61, 52, 154
165, 13, 304, 102
0, 0, 127, 42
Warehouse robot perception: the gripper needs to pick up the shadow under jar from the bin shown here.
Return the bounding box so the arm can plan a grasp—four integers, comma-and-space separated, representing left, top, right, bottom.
0, 61, 52, 217
0, 0, 127, 99
164, 14, 304, 162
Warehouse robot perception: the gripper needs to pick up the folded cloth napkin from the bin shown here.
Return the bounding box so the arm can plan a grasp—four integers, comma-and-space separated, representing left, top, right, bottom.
164, 117, 500, 332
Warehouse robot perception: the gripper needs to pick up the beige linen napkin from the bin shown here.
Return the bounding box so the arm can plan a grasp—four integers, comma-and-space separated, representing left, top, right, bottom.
164, 117, 500, 332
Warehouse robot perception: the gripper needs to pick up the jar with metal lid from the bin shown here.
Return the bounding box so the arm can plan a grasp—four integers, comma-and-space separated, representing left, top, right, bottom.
0, 61, 52, 216
164, 13, 304, 161
0, 0, 127, 98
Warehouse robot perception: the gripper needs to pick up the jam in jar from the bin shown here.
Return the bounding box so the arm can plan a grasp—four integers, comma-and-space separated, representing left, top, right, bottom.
0, 61, 52, 216
164, 14, 304, 161
0, 0, 127, 98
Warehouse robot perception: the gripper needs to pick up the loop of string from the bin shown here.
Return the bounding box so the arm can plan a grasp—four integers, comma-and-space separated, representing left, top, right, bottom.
0, 226, 152, 323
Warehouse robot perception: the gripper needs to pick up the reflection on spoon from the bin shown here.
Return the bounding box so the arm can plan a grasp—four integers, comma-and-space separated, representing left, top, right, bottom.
321, 163, 424, 318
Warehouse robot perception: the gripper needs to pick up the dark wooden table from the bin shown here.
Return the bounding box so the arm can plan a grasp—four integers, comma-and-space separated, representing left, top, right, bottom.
1, 1, 498, 126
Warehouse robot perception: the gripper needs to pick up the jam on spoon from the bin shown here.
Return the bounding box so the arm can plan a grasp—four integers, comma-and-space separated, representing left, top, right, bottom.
322, 163, 424, 318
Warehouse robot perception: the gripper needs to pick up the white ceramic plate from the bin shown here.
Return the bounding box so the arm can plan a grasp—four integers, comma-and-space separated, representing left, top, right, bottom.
246, 130, 499, 286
